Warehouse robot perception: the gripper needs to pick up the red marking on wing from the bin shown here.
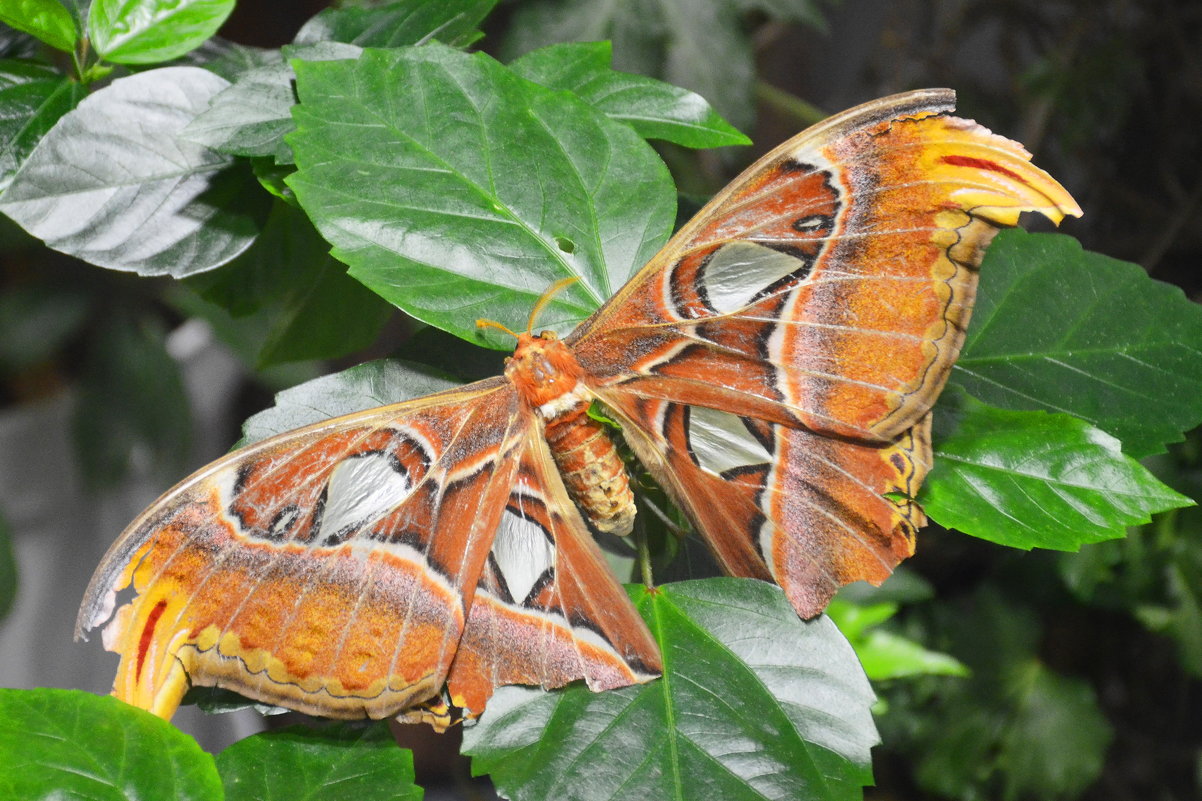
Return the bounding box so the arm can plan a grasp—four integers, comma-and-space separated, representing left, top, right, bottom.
939, 154, 1028, 184
136, 600, 168, 680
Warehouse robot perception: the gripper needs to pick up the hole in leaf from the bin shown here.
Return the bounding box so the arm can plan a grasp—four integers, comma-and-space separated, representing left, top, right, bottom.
555, 236, 576, 254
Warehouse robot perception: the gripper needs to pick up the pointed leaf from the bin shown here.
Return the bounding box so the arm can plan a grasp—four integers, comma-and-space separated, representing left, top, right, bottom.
294, 0, 498, 49
510, 41, 749, 148
0, 66, 268, 275
0, 0, 77, 52
955, 230, 1202, 457
0, 59, 86, 192
922, 392, 1193, 550
0, 688, 222, 801
216, 722, 421, 801
87, 0, 235, 65
465, 578, 877, 801
180, 42, 362, 165
287, 44, 675, 346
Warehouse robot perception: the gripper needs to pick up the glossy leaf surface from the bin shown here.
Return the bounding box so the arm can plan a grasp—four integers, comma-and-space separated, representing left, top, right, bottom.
0, 688, 222, 801
0, 0, 77, 52
923, 392, 1192, 550
956, 230, 1202, 458
88, 0, 235, 64
287, 44, 675, 346
0, 67, 267, 275
217, 722, 421, 801
465, 578, 877, 801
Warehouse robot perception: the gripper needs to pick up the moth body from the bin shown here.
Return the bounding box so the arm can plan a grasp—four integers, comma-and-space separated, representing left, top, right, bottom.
508, 332, 636, 535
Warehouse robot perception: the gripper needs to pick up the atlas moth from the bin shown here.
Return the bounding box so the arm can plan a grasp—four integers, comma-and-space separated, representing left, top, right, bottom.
77, 88, 1080, 728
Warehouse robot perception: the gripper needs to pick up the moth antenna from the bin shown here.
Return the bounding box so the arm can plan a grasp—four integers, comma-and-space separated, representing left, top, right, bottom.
526, 276, 580, 334
475, 318, 520, 340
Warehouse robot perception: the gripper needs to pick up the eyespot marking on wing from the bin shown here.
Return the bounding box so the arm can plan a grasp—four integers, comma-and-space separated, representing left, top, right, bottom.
490, 506, 555, 606
318, 451, 412, 545
686, 405, 773, 477
698, 241, 816, 315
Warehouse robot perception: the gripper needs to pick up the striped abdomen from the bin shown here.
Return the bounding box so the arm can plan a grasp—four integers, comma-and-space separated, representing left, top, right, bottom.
506, 331, 636, 536
542, 397, 635, 535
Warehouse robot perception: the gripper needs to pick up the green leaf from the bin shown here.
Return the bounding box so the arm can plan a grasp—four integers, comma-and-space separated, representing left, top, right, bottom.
956, 230, 1202, 458
0, 688, 222, 801
87, 0, 235, 65
0, 0, 78, 52
465, 578, 877, 801
181, 61, 297, 161
510, 41, 749, 148
217, 722, 421, 801
288, 44, 675, 346
184, 203, 394, 367
238, 358, 458, 446
294, 0, 498, 49
180, 42, 362, 165
0, 509, 15, 621
0, 66, 268, 275
826, 599, 968, 681
72, 311, 191, 488
0, 59, 86, 192
922, 391, 1193, 550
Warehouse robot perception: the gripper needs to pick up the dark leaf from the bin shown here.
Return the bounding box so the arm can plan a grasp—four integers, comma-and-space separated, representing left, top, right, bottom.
0, 59, 86, 191
956, 230, 1202, 458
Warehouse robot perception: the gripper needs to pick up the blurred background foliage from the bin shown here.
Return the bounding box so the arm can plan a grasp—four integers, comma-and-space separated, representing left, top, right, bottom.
1, 1, 1199, 800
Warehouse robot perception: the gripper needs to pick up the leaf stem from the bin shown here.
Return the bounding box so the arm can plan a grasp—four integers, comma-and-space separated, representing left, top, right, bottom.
636, 513, 655, 588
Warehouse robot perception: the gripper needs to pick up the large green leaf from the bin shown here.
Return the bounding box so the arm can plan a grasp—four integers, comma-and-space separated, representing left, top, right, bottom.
0, 59, 86, 192
955, 230, 1202, 458
87, 0, 235, 65
465, 578, 877, 801
0, 0, 77, 52
288, 44, 675, 346
509, 40, 749, 148
502, 0, 828, 130
217, 722, 421, 801
0, 688, 222, 801
0, 66, 268, 275
293, 0, 498, 49
921, 391, 1192, 550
